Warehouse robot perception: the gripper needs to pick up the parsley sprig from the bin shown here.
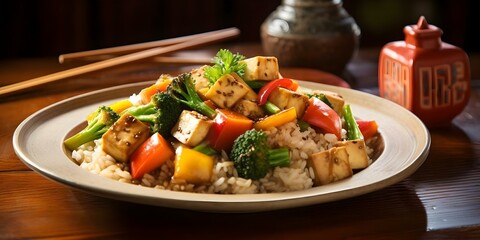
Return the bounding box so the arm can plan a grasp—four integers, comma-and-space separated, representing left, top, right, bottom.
204, 49, 246, 84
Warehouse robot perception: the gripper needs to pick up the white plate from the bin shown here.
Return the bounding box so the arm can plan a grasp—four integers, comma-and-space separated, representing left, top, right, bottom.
13, 80, 430, 213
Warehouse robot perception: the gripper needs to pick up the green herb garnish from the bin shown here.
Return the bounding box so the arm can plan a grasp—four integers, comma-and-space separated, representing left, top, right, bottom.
204, 49, 246, 84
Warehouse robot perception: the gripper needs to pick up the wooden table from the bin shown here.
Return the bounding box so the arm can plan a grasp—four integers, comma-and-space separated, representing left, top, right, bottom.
1, 43, 479, 239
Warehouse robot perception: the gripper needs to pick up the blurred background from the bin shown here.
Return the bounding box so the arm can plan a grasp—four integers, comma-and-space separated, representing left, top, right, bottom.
0, 0, 478, 59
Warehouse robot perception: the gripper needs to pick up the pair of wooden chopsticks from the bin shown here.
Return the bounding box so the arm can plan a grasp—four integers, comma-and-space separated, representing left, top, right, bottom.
0, 28, 240, 96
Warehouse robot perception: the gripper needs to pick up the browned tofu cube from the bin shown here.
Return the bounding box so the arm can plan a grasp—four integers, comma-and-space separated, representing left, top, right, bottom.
268, 87, 309, 118
205, 74, 249, 108
231, 99, 265, 120
171, 110, 213, 146
241, 56, 280, 80
191, 65, 211, 91
335, 139, 370, 169
102, 114, 150, 162
308, 147, 353, 186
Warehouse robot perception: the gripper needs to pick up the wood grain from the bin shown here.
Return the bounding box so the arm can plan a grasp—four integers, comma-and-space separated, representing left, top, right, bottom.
0, 28, 239, 96
1, 44, 479, 239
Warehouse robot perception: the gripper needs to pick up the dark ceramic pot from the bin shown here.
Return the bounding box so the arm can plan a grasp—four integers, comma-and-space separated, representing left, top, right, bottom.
261, 0, 361, 75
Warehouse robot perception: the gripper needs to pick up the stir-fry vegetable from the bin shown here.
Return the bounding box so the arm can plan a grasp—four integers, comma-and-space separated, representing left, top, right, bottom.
192, 142, 217, 156
86, 99, 132, 122
121, 92, 183, 137
254, 107, 297, 130
356, 120, 379, 140
168, 73, 217, 119
130, 132, 174, 179
152, 92, 184, 138
343, 104, 363, 140
173, 146, 214, 184
263, 101, 281, 114
244, 79, 269, 90
207, 108, 253, 152
121, 101, 159, 135
66, 48, 380, 191
230, 129, 290, 180
139, 75, 172, 104
302, 97, 342, 139
308, 90, 345, 116
306, 92, 334, 109
257, 78, 299, 106
64, 106, 119, 150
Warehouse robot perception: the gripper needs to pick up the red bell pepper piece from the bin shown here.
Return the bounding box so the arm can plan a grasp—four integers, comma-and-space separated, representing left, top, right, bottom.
356, 120, 378, 140
130, 132, 175, 179
302, 97, 342, 139
257, 78, 299, 105
207, 109, 253, 152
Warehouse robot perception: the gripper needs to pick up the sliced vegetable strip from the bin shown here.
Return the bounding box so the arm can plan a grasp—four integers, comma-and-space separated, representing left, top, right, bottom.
257, 78, 299, 105
343, 104, 363, 140
254, 107, 297, 130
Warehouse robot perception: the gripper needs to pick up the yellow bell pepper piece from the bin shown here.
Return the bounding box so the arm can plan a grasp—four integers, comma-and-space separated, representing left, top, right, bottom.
173, 146, 214, 184
254, 107, 297, 130
109, 99, 133, 113
86, 99, 133, 121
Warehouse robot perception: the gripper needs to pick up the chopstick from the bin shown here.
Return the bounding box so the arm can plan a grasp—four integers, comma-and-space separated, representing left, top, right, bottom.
62, 55, 213, 65
151, 56, 212, 65
0, 27, 239, 96
58, 28, 234, 63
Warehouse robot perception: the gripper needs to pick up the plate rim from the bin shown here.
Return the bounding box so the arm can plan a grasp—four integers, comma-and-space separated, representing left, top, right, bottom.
13, 80, 431, 213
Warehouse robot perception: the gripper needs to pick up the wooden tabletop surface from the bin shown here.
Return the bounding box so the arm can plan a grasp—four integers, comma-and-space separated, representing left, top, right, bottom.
1, 43, 479, 239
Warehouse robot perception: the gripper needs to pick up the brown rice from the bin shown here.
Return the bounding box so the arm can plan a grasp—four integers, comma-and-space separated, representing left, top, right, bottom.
72, 119, 373, 194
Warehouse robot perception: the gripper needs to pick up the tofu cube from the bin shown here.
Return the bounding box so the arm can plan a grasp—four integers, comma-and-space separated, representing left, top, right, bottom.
205, 74, 249, 108
268, 87, 309, 118
231, 99, 265, 120
308, 147, 353, 185
102, 114, 150, 162
335, 139, 370, 169
230, 72, 257, 101
241, 56, 280, 80
191, 65, 211, 91
171, 110, 213, 146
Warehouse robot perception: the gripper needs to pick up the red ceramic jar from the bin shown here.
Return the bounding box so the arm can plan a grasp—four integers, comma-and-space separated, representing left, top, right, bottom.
378, 16, 470, 127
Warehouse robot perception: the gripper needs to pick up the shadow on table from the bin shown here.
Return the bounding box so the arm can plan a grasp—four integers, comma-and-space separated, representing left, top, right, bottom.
78, 181, 427, 239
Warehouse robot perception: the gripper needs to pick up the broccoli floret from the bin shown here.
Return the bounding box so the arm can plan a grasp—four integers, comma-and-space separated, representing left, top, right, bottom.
120, 91, 184, 138
151, 91, 184, 138
229, 129, 290, 180
64, 106, 119, 150
121, 101, 160, 134
167, 73, 216, 119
